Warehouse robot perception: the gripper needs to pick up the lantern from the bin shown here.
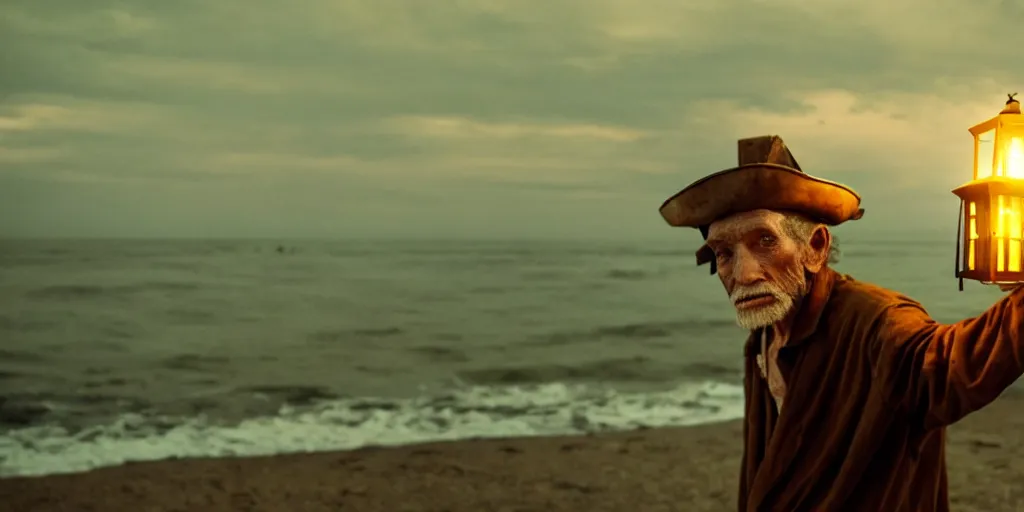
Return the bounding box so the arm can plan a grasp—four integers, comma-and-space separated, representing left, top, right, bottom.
953, 93, 1024, 289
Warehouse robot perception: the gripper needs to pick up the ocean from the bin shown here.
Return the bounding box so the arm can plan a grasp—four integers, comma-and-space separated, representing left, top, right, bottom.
0, 236, 1006, 477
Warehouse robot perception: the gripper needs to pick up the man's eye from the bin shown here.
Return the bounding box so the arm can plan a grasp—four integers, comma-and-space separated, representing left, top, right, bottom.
716, 249, 732, 261
759, 234, 777, 247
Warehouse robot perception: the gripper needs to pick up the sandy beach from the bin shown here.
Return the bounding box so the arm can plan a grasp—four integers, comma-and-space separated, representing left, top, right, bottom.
3, 391, 1024, 512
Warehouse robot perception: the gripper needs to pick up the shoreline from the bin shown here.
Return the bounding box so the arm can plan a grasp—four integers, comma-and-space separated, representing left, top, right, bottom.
5, 394, 1024, 511
0, 380, 747, 479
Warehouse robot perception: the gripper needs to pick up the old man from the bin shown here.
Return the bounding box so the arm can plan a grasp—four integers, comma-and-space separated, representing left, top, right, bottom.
659, 135, 1024, 511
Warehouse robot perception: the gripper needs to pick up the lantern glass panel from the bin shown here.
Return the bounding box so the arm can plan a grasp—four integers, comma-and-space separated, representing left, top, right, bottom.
1008, 196, 1023, 272
1006, 135, 1024, 179
968, 201, 978, 270
993, 195, 1024, 273
977, 129, 996, 179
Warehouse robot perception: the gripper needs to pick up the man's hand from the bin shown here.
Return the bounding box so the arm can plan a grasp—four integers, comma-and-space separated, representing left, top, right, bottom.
998, 282, 1024, 292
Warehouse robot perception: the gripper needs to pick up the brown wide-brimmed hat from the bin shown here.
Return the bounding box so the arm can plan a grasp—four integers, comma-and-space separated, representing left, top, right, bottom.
659, 135, 864, 274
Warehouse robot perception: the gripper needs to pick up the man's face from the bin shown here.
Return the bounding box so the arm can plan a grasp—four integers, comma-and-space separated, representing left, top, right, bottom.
705, 210, 809, 330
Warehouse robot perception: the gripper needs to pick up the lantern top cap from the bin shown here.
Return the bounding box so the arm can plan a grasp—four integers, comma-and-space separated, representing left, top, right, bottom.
1001, 92, 1020, 115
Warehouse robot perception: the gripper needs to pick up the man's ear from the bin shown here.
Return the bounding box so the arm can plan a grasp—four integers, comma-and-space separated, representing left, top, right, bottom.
803, 226, 831, 273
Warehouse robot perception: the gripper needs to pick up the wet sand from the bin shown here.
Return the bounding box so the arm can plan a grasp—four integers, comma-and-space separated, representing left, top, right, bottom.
4, 391, 1024, 512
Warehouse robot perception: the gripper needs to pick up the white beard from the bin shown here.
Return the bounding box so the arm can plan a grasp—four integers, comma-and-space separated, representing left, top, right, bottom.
730, 282, 796, 330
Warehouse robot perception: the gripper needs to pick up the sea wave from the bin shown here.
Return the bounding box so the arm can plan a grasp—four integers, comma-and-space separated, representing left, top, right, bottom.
0, 380, 744, 478
456, 358, 738, 385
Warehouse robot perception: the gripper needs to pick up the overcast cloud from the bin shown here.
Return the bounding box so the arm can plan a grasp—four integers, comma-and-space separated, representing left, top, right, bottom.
2, 0, 1023, 239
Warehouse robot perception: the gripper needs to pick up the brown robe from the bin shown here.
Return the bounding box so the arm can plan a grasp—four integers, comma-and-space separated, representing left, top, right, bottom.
739, 267, 1024, 511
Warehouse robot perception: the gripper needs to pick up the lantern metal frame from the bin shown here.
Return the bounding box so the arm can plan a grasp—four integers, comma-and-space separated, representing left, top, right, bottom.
953, 93, 1024, 290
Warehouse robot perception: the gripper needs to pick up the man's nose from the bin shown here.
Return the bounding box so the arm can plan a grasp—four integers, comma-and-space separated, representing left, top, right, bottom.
733, 252, 763, 286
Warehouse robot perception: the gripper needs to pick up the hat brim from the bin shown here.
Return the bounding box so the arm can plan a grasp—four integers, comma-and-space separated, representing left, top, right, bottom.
659, 163, 863, 228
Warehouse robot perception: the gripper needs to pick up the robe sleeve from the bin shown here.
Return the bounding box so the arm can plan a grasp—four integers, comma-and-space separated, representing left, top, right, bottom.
872, 287, 1024, 430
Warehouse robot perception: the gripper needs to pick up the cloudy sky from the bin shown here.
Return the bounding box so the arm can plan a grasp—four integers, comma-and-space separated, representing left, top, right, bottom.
2, 0, 1023, 240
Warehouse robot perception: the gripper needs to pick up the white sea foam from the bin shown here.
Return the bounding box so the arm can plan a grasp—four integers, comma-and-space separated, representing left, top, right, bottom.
0, 380, 743, 478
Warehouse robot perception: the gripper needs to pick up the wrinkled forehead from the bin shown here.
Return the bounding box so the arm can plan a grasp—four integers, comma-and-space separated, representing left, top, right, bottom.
706, 209, 787, 244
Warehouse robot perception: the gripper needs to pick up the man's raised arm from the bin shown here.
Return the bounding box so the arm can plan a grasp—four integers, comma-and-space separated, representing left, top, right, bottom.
872, 287, 1024, 430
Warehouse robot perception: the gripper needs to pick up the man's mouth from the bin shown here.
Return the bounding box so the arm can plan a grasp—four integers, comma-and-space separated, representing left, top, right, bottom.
734, 293, 776, 309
